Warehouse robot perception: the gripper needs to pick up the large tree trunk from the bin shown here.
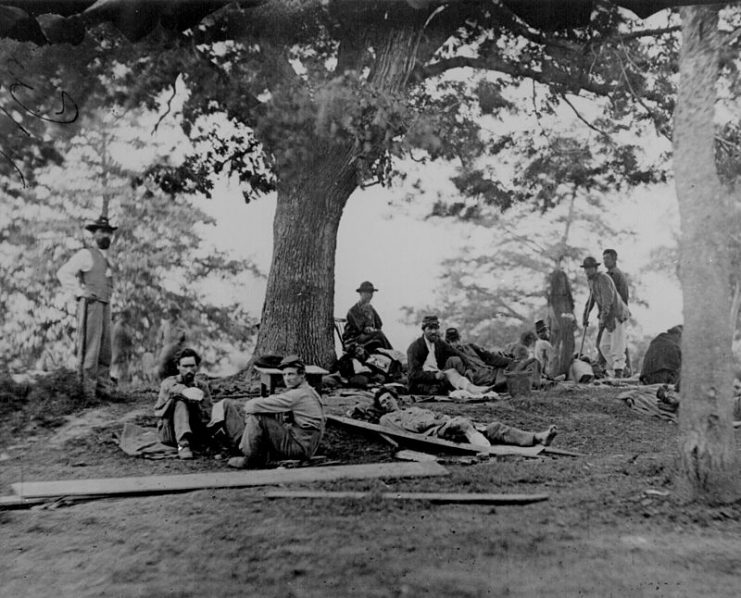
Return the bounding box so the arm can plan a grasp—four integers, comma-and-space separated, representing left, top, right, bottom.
546, 268, 576, 376
252, 8, 428, 369
674, 6, 738, 503
254, 146, 357, 368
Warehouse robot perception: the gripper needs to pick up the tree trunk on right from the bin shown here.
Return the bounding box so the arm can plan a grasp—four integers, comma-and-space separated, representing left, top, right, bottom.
674, 6, 738, 503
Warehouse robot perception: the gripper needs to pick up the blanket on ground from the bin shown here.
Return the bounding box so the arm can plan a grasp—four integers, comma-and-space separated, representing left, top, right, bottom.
118, 422, 177, 459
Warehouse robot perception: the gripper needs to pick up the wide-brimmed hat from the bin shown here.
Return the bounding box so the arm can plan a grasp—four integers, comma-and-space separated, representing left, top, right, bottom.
444, 327, 460, 342
356, 281, 378, 293
580, 256, 600, 269
84, 215, 118, 232
421, 315, 440, 329
278, 354, 305, 370
535, 320, 548, 333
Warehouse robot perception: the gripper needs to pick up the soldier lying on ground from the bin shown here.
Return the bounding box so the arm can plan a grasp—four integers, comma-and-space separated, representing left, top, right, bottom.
348, 387, 557, 449
443, 327, 512, 390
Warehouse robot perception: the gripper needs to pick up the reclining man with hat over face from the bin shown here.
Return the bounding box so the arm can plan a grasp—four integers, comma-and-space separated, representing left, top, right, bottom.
443, 327, 513, 391
407, 316, 495, 395
216, 355, 326, 469
342, 281, 393, 352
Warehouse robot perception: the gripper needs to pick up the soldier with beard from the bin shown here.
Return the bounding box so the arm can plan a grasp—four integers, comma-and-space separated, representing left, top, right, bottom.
57, 215, 118, 398
154, 347, 213, 460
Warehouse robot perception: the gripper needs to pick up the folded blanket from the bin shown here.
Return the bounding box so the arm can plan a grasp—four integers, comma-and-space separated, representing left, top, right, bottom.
118, 422, 178, 459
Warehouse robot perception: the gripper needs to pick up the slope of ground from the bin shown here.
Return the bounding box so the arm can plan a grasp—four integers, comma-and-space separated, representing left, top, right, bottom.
1, 382, 741, 597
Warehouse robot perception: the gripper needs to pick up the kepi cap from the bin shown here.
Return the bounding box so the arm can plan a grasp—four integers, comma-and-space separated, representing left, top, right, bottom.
421, 315, 440, 329
278, 354, 305, 370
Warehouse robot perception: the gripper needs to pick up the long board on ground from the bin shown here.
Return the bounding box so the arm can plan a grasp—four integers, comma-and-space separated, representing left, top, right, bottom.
11, 461, 448, 500
327, 415, 544, 458
264, 490, 549, 505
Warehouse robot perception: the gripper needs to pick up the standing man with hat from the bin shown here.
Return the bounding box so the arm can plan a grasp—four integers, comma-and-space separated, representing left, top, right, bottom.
601, 248, 631, 375
581, 256, 631, 378
57, 215, 118, 398
342, 280, 393, 351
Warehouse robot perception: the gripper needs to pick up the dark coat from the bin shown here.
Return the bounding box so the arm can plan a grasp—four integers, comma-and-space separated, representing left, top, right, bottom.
406, 336, 463, 391
640, 329, 681, 384
343, 302, 383, 343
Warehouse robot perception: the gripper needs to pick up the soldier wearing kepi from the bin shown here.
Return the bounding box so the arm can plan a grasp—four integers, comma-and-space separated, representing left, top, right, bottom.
57, 215, 118, 398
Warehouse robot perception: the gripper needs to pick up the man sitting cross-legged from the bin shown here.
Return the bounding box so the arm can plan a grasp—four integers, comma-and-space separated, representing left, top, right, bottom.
350, 387, 556, 449
154, 347, 213, 460
218, 355, 326, 469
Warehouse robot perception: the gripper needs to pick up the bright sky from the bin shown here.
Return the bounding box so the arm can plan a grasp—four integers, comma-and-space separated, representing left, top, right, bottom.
195, 168, 684, 353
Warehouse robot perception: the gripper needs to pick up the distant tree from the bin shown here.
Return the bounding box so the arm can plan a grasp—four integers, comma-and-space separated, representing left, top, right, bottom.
407, 134, 640, 375
0, 109, 261, 373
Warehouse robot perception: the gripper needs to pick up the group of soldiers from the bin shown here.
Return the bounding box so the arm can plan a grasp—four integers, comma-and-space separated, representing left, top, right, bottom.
54, 216, 674, 467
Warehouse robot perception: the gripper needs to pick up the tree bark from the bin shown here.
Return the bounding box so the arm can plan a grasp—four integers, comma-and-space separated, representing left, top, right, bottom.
674, 6, 738, 503
252, 9, 428, 369
546, 268, 575, 377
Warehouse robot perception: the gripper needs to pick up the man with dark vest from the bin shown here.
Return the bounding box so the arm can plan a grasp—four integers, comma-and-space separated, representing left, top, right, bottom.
57, 215, 117, 398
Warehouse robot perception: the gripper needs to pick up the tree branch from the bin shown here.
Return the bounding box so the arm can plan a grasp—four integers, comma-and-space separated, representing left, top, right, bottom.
561, 93, 611, 140
418, 55, 613, 97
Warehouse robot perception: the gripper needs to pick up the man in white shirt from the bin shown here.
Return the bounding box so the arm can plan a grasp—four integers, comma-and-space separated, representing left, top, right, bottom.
56, 215, 117, 398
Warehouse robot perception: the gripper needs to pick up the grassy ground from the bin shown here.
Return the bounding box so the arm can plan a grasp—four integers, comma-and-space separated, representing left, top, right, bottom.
1, 378, 741, 597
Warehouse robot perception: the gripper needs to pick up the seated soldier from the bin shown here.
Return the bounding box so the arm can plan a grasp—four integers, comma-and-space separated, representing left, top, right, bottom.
350, 387, 557, 448
154, 347, 213, 460
220, 355, 326, 469
342, 281, 393, 352
444, 327, 512, 390
407, 315, 494, 395
640, 325, 682, 386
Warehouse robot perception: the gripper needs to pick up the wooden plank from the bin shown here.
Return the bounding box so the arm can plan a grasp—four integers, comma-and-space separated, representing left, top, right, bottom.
11, 461, 449, 500
0, 495, 50, 509
264, 490, 549, 505
327, 415, 543, 458
254, 365, 329, 375
378, 433, 400, 449
394, 450, 439, 462
541, 447, 584, 458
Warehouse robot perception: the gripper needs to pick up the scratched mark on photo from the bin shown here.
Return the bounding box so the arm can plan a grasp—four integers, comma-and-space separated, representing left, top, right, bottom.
1, 56, 79, 188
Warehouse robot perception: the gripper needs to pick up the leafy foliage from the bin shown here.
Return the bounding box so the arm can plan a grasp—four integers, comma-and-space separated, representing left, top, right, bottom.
0, 108, 261, 373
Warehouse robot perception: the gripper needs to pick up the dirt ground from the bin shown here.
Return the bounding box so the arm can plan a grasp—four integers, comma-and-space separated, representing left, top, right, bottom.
2, 382, 741, 598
